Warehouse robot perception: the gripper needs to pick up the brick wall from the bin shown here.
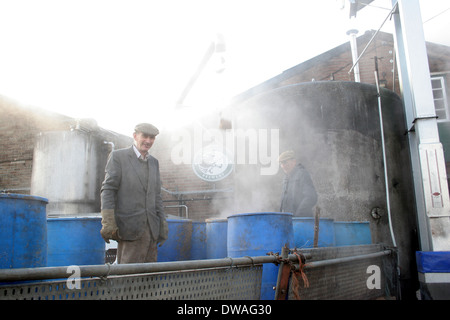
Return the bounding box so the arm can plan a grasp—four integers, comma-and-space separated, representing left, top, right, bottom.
0, 96, 73, 194
280, 36, 400, 94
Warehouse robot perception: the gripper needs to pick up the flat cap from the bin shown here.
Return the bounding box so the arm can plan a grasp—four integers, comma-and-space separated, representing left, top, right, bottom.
134, 123, 159, 136
278, 150, 295, 162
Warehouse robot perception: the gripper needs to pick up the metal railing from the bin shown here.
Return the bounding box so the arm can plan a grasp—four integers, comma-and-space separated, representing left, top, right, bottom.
0, 244, 394, 300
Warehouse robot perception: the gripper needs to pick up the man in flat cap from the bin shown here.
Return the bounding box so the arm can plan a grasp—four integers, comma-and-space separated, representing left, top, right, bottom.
100, 123, 168, 263
279, 150, 317, 217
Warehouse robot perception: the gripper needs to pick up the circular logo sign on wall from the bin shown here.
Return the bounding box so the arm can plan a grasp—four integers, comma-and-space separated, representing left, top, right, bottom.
192, 144, 234, 182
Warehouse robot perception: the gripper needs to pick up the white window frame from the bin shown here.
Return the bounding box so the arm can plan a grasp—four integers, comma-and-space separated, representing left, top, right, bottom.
431, 75, 449, 122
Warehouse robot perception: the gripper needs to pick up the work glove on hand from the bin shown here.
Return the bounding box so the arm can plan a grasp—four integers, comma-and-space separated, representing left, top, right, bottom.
100, 209, 120, 243
158, 218, 169, 247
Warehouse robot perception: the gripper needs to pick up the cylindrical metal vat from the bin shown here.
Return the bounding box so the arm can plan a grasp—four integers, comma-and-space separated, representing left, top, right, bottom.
206, 218, 228, 259
227, 212, 293, 300
0, 193, 48, 268
158, 218, 192, 262
30, 130, 106, 216
334, 221, 372, 246
230, 81, 416, 283
292, 217, 335, 248
190, 221, 207, 260
47, 217, 105, 266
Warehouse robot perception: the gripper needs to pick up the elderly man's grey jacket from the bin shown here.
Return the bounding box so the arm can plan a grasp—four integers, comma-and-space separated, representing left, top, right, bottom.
101, 146, 165, 241
280, 164, 318, 217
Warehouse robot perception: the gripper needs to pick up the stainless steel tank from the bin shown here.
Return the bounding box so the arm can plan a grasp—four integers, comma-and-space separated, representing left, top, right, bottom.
30, 130, 107, 216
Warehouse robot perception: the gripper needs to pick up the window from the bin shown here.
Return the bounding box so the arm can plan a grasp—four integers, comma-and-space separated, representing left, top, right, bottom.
431, 76, 449, 121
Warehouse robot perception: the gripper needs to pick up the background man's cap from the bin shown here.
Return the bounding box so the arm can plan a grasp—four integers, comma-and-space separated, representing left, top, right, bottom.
134, 123, 159, 136
278, 150, 295, 162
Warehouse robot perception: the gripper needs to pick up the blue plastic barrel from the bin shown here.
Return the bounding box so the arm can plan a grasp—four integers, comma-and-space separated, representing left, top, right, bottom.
47, 217, 105, 266
293, 217, 335, 248
191, 221, 207, 260
158, 218, 192, 262
0, 193, 48, 269
206, 218, 228, 259
227, 212, 294, 300
334, 221, 372, 246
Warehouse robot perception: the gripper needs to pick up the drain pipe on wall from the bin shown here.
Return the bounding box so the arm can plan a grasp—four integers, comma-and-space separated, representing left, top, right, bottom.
375, 69, 401, 299
374, 70, 397, 248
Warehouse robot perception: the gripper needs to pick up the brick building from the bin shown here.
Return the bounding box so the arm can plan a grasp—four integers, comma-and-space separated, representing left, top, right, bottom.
2, 30, 450, 221
0, 95, 132, 212
232, 30, 449, 102
154, 30, 450, 221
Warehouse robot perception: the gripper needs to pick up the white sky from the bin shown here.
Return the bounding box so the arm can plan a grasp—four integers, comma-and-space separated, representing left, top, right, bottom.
0, 0, 449, 135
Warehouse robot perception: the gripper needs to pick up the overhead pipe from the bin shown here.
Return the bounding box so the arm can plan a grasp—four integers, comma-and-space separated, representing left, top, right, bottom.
175, 33, 226, 107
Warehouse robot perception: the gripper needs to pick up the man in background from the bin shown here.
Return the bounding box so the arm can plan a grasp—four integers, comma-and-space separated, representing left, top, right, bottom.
279, 150, 317, 217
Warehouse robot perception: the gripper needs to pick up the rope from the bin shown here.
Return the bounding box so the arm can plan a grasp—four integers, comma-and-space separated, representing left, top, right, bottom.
294, 252, 309, 288
291, 251, 310, 300
268, 249, 310, 300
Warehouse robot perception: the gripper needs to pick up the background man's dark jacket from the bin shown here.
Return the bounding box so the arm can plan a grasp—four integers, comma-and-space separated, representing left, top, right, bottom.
280, 164, 318, 217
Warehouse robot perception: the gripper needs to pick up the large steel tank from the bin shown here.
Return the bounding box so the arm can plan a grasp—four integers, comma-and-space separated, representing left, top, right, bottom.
30, 130, 107, 215
229, 81, 417, 290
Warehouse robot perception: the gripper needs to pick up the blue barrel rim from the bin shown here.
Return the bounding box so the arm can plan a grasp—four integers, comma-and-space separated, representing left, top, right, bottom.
228, 212, 293, 219
47, 216, 102, 221
166, 218, 192, 223
293, 217, 334, 221
205, 218, 227, 223
0, 193, 48, 203
334, 221, 370, 224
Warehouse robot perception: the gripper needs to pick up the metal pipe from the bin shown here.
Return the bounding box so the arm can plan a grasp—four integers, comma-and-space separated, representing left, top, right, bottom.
347, 29, 361, 82
0, 188, 31, 193
0, 249, 394, 283
0, 256, 277, 282
162, 187, 233, 196
176, 33, 226, 107
375, 70, 397, 248
164, 205, 189, 219
103, 141, 115, 152
349, 3, 398, 75
304, 250, 392, 269
162, 196, 231, 203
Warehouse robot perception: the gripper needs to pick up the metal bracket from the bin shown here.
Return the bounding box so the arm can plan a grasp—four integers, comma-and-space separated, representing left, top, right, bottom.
274, 245, 291, 300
